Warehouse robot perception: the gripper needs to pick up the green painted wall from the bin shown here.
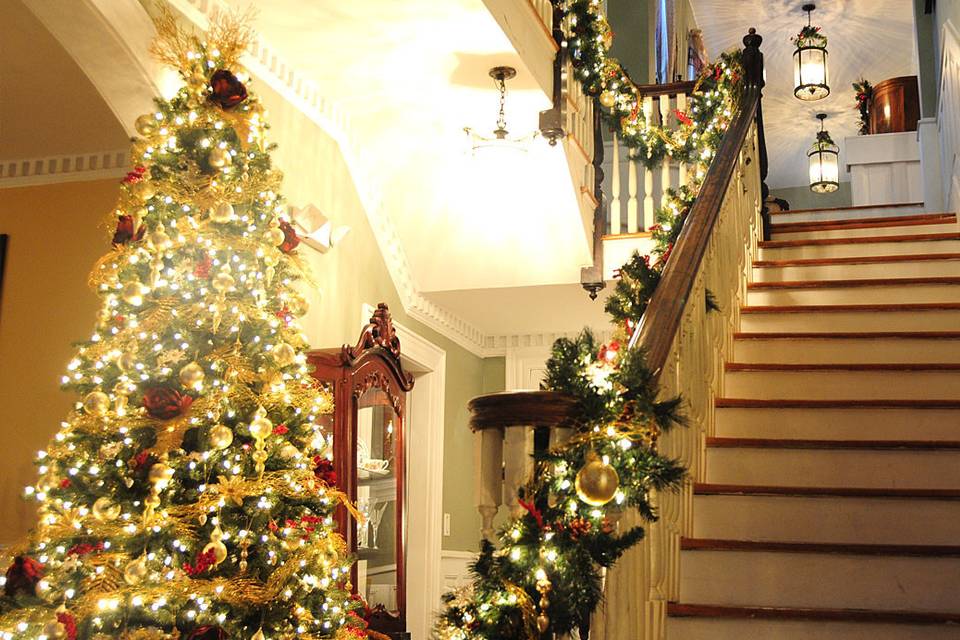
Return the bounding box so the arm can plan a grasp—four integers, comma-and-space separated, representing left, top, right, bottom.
770, 182, 853, 211
914, 0, 939, 118
608, 0, 652, 84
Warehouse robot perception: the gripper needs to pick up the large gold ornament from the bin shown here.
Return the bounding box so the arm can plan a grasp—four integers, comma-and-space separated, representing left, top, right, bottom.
248, 414, 273, 440
208, 146, 232, 168
212, 269, 235, 293
132, 180, 156, 201
147, 227, 173, 251
92, 496, 121, 521
178, 361, 205, 389
203, 524, 228, 564
83, 391, 111, 416
209, 424, 234, 449
117, 352, 138, 372
209, 202, 235, 224
135, 114, 159, 136
264, 226, 285, 247
599, 90, 617, 108
272, 342, 296, 367
121, 281, 149, 306
124, 556, 149, 585
575, 450, 619, 506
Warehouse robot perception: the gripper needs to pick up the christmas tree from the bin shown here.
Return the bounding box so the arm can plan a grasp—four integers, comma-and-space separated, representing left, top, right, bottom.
0, 11, 370, 640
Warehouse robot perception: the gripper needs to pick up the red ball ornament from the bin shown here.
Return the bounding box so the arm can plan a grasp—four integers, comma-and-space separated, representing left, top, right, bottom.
208, 70, 247, 110
142, 386, 193, 420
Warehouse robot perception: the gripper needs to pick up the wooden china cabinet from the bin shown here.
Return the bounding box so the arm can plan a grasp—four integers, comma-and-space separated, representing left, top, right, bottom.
307, 303, 414, 636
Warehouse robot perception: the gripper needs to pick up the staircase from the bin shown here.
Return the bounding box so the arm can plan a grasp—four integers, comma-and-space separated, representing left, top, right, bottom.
665, 203, 960, 639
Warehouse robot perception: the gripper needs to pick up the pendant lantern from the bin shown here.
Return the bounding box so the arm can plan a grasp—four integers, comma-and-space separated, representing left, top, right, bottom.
793, 4, 830, 101
808, 113, 839, 193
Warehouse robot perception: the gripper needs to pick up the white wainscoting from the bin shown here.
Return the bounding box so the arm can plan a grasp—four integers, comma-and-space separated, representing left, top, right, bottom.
845, 132, 923, 206
938, 19, 960, 213
441, 550, 477, 593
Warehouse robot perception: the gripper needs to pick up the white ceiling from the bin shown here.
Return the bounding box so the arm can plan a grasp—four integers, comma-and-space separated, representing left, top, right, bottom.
690, 0, 918, 189
0, 0, 128, 160
223, 0, 592, 293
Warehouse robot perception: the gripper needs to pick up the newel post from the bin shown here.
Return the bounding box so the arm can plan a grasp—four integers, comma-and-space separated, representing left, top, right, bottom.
742, 28, 771, 240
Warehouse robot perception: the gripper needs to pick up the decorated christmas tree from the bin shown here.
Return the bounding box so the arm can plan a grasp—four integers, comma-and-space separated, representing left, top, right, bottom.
0, 11, 370, 640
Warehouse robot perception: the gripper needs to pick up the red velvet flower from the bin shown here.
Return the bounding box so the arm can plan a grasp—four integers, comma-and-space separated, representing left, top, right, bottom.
193, 254, 213, 279
67, 542, 104, 556
186, 626, 228, 640
278, 219, 300, 253
208, 69, 247, 110
112, 215, 145, 246
598, 340, 621, 363
60, 478, 72, 489
57, 613, 77, 640
132, 450, 152, 470
122, 165, 148, 184
273, 424, 288, 435
142, 386, 193, 420
183, 548, 218, 576
313, 457, 337, 486
4, 556, 44, 597
673, 109, 693, 126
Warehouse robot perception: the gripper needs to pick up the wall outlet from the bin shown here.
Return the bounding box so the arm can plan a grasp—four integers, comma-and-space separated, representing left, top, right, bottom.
443, 513, 451, 536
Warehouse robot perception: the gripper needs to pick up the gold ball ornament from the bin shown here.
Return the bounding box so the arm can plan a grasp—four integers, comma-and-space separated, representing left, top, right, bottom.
117, 352, 137, 372
264, 226, 285, 247
279, 444, 300, 460
135, 114, 159, 136
208, 147, 232, 169
209, 424, 234, 449
121, 281, 149, 306
92, 496, 121, 521
273, 342, 297, 367
209, 202, 235, 224
575, 451, 620, 506
83, 391, 111, 416
147, 227, 173, 251
287, 292, 309, 316
599, 90, 617, 108
178, 361, 205, 388
124, 556, 149, 585
42, 621, 67, 640
249, 414, 274, 440
148, 462, 174, 488
263, 252, 280, 267
212, 271, 235, 293
203, 540, 229, 564
132, 180, 156, 201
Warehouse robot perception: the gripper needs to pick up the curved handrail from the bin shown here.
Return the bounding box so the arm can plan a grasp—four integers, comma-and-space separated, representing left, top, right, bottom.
630, 30, 767, 374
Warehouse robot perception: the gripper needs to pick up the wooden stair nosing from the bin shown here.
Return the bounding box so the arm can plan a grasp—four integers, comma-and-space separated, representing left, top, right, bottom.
680, 537, 960, 557
760, 232, 960, 249
705, 437, 960, 450
734, 331, 960, 340
769, 201, 924, 215
725, 362, 960, 372
693, 483, 960, 499
754, 252, 960, 267
716, 398, 960, 409
741, 302, 960, 314
771, 213, 956, 234
666, 602, 960, 625
747, 276, 960, 290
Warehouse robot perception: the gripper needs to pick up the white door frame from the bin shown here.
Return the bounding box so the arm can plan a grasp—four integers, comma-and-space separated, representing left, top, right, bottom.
361, 304, 445, 639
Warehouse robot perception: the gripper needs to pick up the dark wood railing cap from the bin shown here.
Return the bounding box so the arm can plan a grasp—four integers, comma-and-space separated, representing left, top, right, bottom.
468, 390, 579, 431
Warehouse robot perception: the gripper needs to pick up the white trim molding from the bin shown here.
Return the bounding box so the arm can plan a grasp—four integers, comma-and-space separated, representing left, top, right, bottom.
0, 150, 129, 188
938, 19, 960, 213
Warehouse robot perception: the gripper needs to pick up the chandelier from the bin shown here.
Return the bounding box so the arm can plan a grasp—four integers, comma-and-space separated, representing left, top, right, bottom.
464, 66, 536, 156
793, 4, 830, 101
808, 113, 839, 193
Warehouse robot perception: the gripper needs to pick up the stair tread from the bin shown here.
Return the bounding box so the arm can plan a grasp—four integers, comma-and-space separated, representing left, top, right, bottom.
667, 603, 960, 625
771, 213, 956, 233
717, 398, 960, 408
748, 276, 960, 289
726, 362, 960, 371
742, 302, 960, 313
681, 537, 960, 556
760, 232, 960, 249
734, 331, 960, 339
770, 202, 925, 216
706, 437, 960, 450
694, 483, 960, 499
754, 252, 960, 267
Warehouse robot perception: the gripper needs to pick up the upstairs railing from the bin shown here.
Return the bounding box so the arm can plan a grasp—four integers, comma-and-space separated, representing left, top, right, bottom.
605, 81, 697, 235
469, 27, 769, 640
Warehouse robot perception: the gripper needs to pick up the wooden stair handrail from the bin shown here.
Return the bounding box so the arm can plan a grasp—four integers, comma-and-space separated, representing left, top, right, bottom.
631, 29, 767, 376
632, 80, 697, 98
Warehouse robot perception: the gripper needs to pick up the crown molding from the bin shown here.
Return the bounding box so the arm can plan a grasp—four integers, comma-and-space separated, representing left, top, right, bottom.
169, 0, 489, 357
0, 150, 129, 188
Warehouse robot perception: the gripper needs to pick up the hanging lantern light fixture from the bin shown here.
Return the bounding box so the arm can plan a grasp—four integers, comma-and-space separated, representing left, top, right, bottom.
464, 66, 537, 157
792, 4, 830, 101
808, 113, 839, 193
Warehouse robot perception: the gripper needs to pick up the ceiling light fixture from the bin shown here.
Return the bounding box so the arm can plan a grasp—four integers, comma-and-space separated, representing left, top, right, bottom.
808, 113, 839, 193
793, 3, 830, 101
465, 66, 537, 156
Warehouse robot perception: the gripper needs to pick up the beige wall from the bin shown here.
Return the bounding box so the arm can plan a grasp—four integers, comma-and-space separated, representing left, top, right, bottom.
0, 179, 116, 543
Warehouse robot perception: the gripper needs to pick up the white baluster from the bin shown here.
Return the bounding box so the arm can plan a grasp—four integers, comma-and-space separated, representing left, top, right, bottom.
474, 427, 503, 542
627, 154, 639, 234
642, 96, 655, 231
610, 135, 622, 235
502, 426, 533, 519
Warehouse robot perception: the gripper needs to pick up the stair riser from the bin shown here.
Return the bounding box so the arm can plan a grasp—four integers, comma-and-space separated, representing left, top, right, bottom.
747, 284, 960, 305
733, 338, 960, 363
716, 407, 960, 441
753, 260, 960, 281
772, 221, 957, 241
667, 618, 960, 640
679, 550, 960, 611
706, 448, 960, 488
740, 309, 960, 332
768, 206, 926, 224
760, 239, 960, 261
724, 369, 960, 400
693, 494, 960, 544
